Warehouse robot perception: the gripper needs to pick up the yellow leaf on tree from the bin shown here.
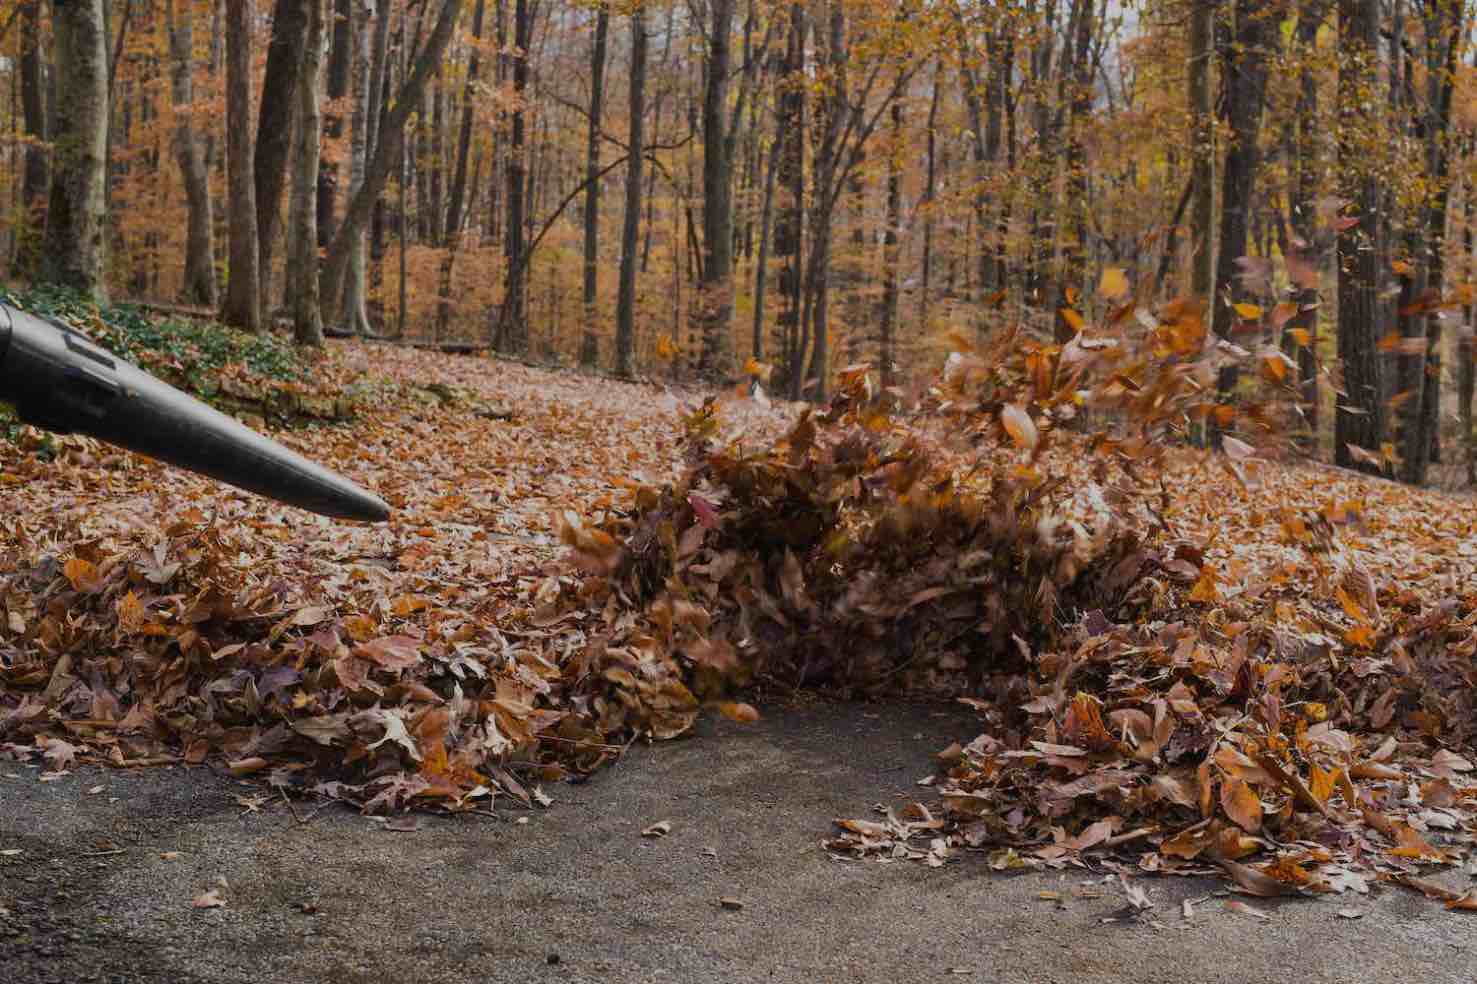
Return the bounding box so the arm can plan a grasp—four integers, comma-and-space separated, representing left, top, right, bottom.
1233, 303, 1263, 320
1099, 267, 1129, 301
1286, 327, 1312, 347
1059, 308, 1085, 334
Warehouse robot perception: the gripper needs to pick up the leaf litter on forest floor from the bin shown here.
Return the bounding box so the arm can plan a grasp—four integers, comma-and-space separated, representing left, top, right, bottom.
0, 289, 1475, 910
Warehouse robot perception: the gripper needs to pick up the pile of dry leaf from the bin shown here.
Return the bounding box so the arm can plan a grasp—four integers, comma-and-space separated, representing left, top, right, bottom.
1, 291, 1474, 908
565, 297, 1477, 908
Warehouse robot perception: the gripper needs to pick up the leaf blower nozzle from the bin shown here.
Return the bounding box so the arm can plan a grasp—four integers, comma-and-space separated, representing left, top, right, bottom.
0, 302, 390, 523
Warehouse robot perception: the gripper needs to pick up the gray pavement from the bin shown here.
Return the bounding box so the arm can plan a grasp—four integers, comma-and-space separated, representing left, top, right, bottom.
2, 701, 1473, 984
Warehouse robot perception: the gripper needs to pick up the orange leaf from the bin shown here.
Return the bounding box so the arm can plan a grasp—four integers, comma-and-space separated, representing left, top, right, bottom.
1188, 568, 1219, 604
1389, 823, 1447, 861
715, 701, 760, 723
64, 557, 102, 594
1221, 776, 1263, 832
1233, 302, 1263, 321
1000, 404, 1039, 451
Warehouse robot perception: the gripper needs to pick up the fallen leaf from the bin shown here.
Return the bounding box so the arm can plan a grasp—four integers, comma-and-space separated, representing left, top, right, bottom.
1224, 899, 1270, 920
191, 889, 226, 909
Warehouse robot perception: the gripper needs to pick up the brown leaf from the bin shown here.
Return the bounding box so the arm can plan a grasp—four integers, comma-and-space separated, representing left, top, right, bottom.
356, 635, 422, 671
1220, 860, 1293, 897
1221, 777, 1263, 833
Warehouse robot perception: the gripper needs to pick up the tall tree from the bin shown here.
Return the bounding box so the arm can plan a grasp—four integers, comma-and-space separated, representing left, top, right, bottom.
165, 0, 217, 307
499, 0, 532, 353
1188, 0, 1215, 305
222, 0, 262, 330
436, 0, 488, 338
318, 0, 465, 329
614, 4, 647, 378
289, 0, 329, 346
695, 0, 736, 378
339, 0, 378, 336
1210, 0, 1273, 343
774, 3, 806, 393
320, 0, 355, 245
1286, 0, 1329, 447
880, 86, 903, 389
581, 2, 610, 368
254, 0, 311, 314
13, 0, 49, 278
41, 0, 109, 297
1399, 0, 1460, 484
1334, 0, 1385, 472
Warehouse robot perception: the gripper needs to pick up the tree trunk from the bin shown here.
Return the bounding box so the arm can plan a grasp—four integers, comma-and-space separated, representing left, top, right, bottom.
775, 3, 806, 396
1461, 181, 1475, 485
41, 0, 109, 297
290, 0, 328, 346
319, 0, 354, 246
1188, 0, 1214, 304
436, 0, 488, 338
1055, 0, 1095, 344
581, 3, 610, 368
1334, 0, 1385, 472
800, 2, 846, 402
1210, 0, 1271, 343
165, 0, 216, 307
1400, 0, 1459, 484
318, 0, 465, 329
221, 0, 261, 330
254, 0, 310, 315
695, 0, 736, 379
13, 1, 49, 278
498, 0, 531, 353
919, 59, 942, 335
614, 6, 647, 378
339, 0, 375, 336
1207, 0, 1273, 447
1287, 0, 1328, 449
752, 130, 780, 364
880, 92, 902, 390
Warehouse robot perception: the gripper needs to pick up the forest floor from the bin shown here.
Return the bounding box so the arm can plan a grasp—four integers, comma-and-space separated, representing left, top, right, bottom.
5, 335, 1477, 981
3, 702, 1474, 984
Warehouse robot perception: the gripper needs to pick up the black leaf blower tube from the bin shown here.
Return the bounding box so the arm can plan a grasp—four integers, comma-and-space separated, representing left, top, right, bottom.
0, 302, 389, 522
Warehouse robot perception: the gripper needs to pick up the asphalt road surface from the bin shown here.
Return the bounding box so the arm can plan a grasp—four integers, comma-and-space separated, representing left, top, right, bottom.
2, 701, 1473, 984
